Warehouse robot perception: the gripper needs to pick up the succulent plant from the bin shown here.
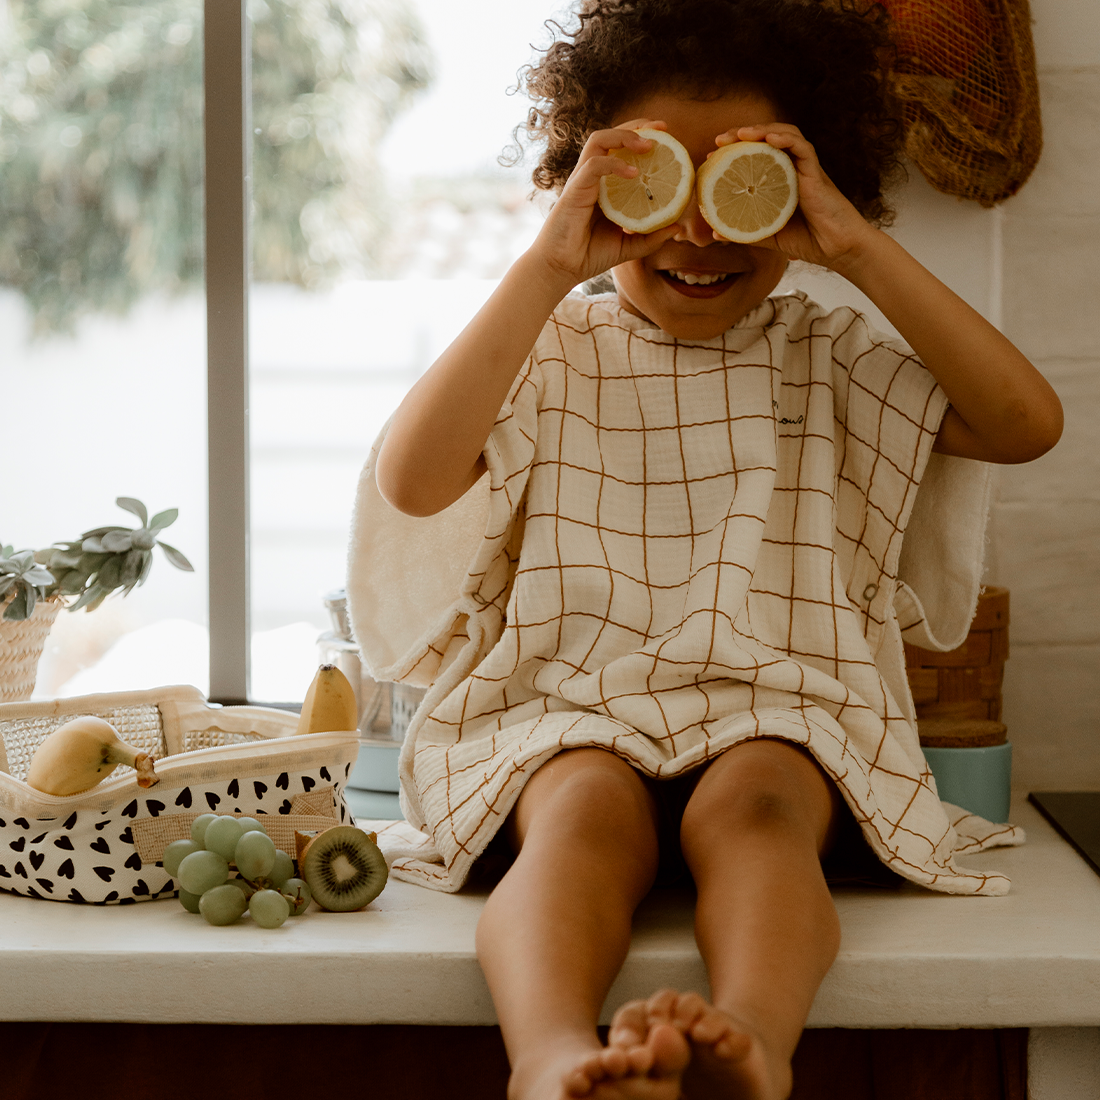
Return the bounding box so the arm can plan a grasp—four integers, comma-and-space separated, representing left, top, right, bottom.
33, 497, 194, 614
0, 547, 56, 622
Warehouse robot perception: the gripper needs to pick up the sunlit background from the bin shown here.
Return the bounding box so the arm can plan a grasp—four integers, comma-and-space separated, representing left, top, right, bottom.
1, 0, 564, 702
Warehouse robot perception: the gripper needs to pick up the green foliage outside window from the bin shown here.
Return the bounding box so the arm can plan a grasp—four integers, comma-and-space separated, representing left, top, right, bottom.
0, 0, 432, 333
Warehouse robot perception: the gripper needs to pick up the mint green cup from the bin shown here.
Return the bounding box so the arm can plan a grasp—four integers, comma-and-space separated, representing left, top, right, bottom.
922, 742, 1012, 823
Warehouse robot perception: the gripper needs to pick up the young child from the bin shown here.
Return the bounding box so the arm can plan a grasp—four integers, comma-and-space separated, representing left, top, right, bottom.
349, 1, 1062, 1097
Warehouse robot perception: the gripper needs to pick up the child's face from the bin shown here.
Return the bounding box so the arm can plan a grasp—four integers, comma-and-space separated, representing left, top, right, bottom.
610, 88, 791, 340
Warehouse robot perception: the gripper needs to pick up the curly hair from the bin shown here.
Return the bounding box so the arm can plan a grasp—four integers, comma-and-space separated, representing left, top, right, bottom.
517, 0, 904, 225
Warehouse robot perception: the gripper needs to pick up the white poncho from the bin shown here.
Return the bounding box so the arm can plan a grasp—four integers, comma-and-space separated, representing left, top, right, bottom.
348, 291, 1023, 895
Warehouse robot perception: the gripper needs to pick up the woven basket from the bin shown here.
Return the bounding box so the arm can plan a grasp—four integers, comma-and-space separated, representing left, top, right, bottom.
0, 685, 359, 904
905, 586, 1009, 723
0, 598, 62, 703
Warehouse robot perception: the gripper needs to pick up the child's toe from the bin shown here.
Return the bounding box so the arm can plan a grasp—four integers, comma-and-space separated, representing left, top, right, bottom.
608, 998, 650, 1047
669, 990, 709, 1031
643, 988, 681, 1024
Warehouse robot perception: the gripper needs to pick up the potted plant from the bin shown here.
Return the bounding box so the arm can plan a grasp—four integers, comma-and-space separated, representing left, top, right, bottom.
0, 497, 193, 701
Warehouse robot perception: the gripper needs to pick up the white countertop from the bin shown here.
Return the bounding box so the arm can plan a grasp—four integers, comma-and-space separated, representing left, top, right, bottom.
2, 796, 1098, 1029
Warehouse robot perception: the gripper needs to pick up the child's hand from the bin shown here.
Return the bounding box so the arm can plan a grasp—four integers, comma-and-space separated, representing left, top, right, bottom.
712, 123, 878, 272
528, 120, 681, 291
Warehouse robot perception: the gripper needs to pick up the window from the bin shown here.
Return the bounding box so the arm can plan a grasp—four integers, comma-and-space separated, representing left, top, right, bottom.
2, 0, 552, 704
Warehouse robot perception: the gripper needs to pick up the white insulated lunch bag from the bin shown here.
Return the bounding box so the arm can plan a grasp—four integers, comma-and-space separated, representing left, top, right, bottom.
0, 685, 359, 904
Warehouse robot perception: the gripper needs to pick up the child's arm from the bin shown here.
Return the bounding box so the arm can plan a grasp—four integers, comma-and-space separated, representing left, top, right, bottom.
725, 124, 1063, 464
375, 122, 681, 517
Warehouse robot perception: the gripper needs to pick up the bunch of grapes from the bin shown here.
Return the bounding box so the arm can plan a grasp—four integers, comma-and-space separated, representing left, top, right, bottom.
162, 813, 312, 928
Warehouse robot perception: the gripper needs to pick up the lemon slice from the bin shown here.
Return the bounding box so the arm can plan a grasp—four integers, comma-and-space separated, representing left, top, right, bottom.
598, 128, 695, 233
696, 141, 798, 243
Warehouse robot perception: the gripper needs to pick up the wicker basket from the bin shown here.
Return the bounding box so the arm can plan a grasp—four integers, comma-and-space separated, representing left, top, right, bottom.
0, 598, 62, 703
905, 586, 1009, 723
0, 685, 359, 904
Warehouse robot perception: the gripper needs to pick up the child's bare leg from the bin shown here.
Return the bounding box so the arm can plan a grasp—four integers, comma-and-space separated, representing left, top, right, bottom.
616, 739, 841, 1100
476, 748, 689, 1100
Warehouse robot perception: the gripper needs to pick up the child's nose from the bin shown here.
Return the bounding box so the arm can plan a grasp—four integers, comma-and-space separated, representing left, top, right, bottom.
671, 192, 714, 246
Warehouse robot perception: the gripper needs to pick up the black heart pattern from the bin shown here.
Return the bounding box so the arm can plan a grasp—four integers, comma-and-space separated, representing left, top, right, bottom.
276, 773, 289, 790
13, 818, 29, 830
57, 859, 75, 880
9, 837, 25, 852
145, 800, 165, 818
63, 813, 78, 830
279, 800, 293, 815
121, 801, 139, 818
302, 776, 316, 792
54, 835, 74, 851
205, 792, 221, 811
93, 866, 115, 882
35, 879, 54, 894
175, 787, 192, 808
29, 851, 44, 871
320, 767, 331, 782
31, 833, 47, 844
90, 837, 111, 855
254, 781, 267, 799
125, 852, 142, 872
227, 779, 239, 798
118, 828, 133, 845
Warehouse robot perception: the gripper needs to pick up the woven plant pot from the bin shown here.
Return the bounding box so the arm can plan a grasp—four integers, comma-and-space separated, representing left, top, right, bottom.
0, 598, 62, 703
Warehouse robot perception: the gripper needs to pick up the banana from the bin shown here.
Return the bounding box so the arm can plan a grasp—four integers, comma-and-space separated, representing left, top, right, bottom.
296, 663, 358, 735
25, 715, 159, 796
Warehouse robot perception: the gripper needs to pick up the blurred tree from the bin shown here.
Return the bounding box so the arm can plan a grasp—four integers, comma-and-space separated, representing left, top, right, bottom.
0, 0, 432, 333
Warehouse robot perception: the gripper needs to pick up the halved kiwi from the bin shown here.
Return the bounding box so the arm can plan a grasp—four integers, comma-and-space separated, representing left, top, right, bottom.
299, 825, 388, 912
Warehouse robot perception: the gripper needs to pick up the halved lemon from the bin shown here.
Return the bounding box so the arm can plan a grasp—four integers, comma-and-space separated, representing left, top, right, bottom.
696, 141, 798, 244
598, 128, 695, 234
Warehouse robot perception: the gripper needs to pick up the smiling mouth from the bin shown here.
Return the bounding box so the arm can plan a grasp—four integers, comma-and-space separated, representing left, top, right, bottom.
660, 268, 738, 296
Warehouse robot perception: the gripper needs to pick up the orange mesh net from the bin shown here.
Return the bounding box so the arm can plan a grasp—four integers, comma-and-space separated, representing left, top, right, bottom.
879, 0, 1043, 205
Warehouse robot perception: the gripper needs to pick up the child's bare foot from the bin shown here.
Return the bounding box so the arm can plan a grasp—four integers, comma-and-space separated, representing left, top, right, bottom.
565, 1023, 689, 1099
612, 990, 793, 1100
510, 1025, 690, 1100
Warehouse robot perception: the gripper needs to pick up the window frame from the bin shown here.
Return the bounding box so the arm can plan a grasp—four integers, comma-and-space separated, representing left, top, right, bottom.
204, 1, 251, 704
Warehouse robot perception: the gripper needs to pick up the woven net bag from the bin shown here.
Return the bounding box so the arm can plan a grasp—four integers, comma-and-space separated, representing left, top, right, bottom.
0, 598, 62, 703
880, 0, 1043, 206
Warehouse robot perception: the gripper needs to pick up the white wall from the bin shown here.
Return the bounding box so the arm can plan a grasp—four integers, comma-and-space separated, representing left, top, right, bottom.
994, 0, 1100, 791
788, 0, 1099, 793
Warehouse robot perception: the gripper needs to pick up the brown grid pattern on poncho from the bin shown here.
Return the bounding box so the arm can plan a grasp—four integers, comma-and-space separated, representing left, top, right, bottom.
361, 292, 1019, 896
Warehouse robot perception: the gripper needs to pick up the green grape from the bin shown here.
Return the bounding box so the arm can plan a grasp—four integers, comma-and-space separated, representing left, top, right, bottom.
199, 883, 249, 926
279, 878, 312, 916
163, 838, 201, 878
235, 830, 276, 881
227, 875, 257, 899
249, 889, 290, 929
204, 815, 244, 861
237, 817, 266, 834
178, 887, 202, 913
268, 849, 295, 888
190, 813, 218, 846
178, 849, 230, 896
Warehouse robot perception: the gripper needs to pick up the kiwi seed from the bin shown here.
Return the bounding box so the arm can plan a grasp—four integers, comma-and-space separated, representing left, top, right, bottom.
300, 825, 388, 912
